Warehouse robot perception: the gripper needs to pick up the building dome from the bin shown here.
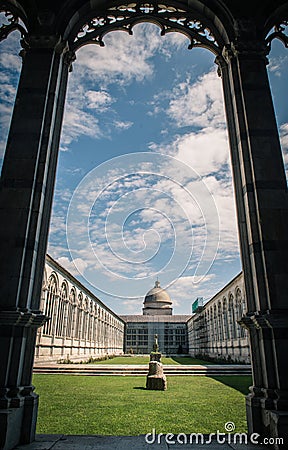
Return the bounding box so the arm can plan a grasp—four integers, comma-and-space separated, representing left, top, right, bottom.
143, 280, 173, 316
144, 280, 172, 304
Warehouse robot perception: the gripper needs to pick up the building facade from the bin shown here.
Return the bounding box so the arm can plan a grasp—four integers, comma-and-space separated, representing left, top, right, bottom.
121, 315, 190, 355
121, 279, 190, 354
188, 273, 250, 363
36, 262, 249, 362
35, 255, 125, 361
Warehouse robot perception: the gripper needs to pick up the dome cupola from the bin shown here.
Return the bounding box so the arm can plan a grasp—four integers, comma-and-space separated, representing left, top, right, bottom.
143, 280, 173, 315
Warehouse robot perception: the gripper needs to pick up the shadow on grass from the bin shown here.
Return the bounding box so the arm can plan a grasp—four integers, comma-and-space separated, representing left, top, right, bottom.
169, 356, 214, 365
210, 375, 252, 395
133, 387, 147, 390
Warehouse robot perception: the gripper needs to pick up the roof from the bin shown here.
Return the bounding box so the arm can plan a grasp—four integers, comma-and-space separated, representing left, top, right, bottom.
144, 280, 172, 305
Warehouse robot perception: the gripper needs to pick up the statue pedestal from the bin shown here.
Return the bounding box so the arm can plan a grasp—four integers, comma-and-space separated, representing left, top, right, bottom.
146, 361, 167, 391
150, 352, 162, 362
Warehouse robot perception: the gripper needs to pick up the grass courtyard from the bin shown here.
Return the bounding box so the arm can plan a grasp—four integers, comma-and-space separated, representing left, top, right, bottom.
88, 356, 215, 365
34, 374, 252, 435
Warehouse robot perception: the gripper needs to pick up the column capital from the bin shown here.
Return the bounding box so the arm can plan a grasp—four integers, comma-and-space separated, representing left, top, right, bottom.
20, 36, 76, 70
21, 34, 68, 52
240, 310, 288, 330
222, 40, 269, 64
220, 18, 270, 63
0, 310, 48, 328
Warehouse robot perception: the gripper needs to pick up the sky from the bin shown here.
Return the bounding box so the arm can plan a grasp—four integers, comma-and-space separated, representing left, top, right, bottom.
1, 18, 288, 315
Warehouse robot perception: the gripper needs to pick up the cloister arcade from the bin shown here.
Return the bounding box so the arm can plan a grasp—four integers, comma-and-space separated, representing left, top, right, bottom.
35, 256, 124, 361
188, 273, 250, 363
0, 1, 288, 448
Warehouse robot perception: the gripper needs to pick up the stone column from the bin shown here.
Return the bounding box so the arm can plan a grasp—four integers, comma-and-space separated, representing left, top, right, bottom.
218, 24, 288, 441
0, 35, 71, 450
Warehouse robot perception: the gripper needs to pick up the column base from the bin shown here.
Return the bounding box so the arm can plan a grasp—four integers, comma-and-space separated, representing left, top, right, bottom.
0, 408, 23, 450
268, 411, 288, 448
0, 394, 38, 450
246, 392, 264, 435
247, 395, 288, 446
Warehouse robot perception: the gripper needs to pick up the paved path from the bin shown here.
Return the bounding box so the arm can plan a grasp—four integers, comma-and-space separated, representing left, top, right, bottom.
15, 434, 268, 449
33, 364, 251, 376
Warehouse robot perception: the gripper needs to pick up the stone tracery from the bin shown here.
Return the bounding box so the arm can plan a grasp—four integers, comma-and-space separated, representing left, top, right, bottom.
71, 2, 221, 53
0, 7, 27, 43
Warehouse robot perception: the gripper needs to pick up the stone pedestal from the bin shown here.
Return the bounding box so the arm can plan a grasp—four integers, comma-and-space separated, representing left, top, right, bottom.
150, 352, 162, 363
146, 361, 167, 391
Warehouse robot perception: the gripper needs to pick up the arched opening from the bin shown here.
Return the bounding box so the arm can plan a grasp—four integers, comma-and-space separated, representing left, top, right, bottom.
1, 1, 288, 448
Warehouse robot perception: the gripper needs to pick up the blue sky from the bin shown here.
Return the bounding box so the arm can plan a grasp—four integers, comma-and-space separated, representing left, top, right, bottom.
1, 20, 288, 315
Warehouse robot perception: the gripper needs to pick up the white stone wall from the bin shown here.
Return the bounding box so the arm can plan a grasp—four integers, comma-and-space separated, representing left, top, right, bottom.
187, 273, 250, 363
35, 256, 125, 362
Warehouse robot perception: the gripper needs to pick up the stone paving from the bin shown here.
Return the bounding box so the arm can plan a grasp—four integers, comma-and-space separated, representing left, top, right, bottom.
15, 434, 268, 450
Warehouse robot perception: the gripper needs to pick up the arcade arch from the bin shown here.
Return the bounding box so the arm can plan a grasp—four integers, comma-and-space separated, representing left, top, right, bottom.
1, 1, 288, 448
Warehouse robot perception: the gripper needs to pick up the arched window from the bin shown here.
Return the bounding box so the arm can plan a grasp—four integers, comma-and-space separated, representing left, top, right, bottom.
66, 287, 76, 338
218, 301, 224, 341
223, 298, 229, 340
75, 293, 83, 339
55, 281, 68, 337
236, 288, 246, 338
43, 274, 58, 336
81, 297, 89, 340
229, 294, 237, 339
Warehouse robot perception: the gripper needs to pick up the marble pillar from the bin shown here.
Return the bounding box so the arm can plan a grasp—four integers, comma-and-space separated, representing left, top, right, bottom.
218, 26, 288, 442
0, 36, 71, 450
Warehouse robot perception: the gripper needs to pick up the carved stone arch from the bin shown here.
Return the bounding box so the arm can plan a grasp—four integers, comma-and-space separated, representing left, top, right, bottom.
78, 291, 83, 308
84, 296, 89, 311
69, 286, 76, 304
60, 279, 69, 300
235, 286, 242, 302
264, 1, 288, 48
0, 0, 28, 43
57, 0, 236, 58
48, 271, 60, 293
217, 299, 222, 313
227, 291, 234, 306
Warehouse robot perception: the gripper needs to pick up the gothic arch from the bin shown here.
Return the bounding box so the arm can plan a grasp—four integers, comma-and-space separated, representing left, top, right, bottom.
1, 1, 288, 447
42, 273, 59, 335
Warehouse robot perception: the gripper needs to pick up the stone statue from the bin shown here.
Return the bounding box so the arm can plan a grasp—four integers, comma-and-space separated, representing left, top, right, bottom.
153, 334, 159, 352
146, 334, 167, 390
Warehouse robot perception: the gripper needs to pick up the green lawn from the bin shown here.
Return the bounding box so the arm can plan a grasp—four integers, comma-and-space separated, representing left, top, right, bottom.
34, 375, 251, 435
89, 356, 215, 365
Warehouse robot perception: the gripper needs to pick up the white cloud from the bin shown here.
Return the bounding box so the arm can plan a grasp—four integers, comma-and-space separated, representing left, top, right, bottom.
85, 90, 115, 110
168, 274, 217, 306
268, 55, 288, 77
0, 35, 21, 161
167, 69, 225, 128
75, 23, 178, 85
280, 122, 288, 153
56, 257, 88, 277
280, 123, 288, 179
114, 120, 133, 130
165, 127, 229, 175
59, 23, 193, 151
